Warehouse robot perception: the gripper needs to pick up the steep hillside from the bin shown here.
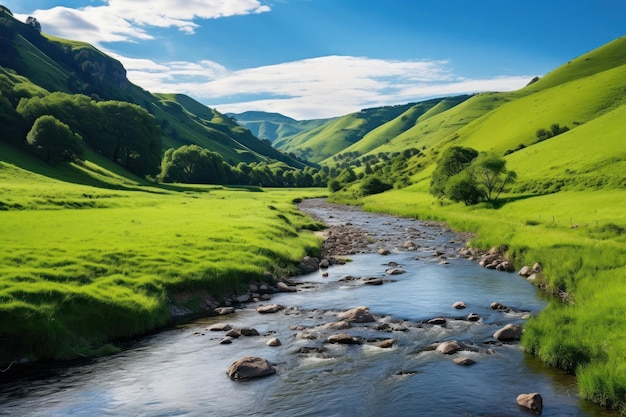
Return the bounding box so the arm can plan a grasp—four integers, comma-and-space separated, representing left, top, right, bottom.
0, 7, 302, 168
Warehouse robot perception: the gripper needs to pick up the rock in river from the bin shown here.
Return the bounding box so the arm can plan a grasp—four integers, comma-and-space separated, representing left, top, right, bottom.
436, 340, 462, 355
226, 356, 276, 380
257, 304, 284, 314
327, 333, 361, 345
493, 324, 523, 341
516, 392, 543, 413
337, 306, 376, 323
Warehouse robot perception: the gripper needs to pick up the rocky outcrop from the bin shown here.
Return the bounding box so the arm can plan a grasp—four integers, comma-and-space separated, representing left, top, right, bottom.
226, 356, 276, 380
516, 392, 543, 413
452, 301, 466, 309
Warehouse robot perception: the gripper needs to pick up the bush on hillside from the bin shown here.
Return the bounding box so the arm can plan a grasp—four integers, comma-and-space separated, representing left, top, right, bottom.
360, 176, 392, 196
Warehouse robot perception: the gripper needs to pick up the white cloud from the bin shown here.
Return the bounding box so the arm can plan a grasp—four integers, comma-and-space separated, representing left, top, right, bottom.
119, 54, 532, 120
15, 0, 270, 45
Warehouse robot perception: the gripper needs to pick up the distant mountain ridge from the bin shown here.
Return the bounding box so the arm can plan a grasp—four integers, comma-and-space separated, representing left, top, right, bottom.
227, 111, 332, 147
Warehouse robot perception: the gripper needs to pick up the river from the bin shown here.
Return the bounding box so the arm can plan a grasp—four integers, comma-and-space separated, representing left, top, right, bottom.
0, 199, 617, 417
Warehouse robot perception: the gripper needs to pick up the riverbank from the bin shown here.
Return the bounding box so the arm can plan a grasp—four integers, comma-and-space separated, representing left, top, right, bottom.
0, 185, 327, 368
339, 188, 626, 413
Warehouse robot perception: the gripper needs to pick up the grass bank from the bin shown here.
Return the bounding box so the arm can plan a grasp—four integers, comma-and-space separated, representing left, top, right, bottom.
335, 188, 626, 413
0, 160, 326, 364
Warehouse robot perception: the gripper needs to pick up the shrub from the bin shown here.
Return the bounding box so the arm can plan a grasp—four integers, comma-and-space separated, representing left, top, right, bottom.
360, 176, 392, 196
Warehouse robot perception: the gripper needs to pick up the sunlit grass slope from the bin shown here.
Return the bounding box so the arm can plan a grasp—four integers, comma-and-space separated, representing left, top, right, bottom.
370, 92, 516, 156
449, 63, 626, 156
0, 150, 325, 363
506, 103, 626, 193
337, 98, 454, 156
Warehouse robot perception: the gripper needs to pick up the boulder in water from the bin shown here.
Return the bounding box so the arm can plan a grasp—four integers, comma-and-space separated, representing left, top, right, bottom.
327, 333, 361, 344
516, 392, 543, 413
436, 340, 462, 355
493, 324, 523, 341
226, 356, 276, 380
338, 306, 376, 323
257, 304, 284, 314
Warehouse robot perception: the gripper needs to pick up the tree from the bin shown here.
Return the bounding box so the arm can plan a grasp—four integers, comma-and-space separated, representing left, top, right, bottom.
444, 171, 482, 205
98, 101, 162, 177
160, 145, 226, 184
430, 146, 479, 198
471, 153, 517, 202
26, 115, 83, 163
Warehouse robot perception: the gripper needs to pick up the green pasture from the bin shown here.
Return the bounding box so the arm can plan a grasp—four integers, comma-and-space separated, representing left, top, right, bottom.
357, 188, 626, 412
0, 162, 326, 362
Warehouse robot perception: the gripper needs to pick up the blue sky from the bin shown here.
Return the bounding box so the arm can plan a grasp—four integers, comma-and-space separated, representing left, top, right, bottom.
4, 0, 626, 119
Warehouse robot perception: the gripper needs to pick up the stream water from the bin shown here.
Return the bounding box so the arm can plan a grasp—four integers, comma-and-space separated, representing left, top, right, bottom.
0, 199, 617, 417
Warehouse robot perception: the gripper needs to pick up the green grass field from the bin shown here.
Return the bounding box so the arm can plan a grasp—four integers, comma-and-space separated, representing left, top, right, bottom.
0, 154, 326, 363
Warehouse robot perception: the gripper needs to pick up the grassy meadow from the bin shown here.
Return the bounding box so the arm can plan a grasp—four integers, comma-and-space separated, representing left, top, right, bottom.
0, 152, 326, 363
353, 188, 625, 412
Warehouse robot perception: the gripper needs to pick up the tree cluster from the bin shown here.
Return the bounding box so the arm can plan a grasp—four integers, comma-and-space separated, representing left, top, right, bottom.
430, 146, 517, 205
14, 92, 162, 175
160, 144, 328, 187
536, 123, 569, 143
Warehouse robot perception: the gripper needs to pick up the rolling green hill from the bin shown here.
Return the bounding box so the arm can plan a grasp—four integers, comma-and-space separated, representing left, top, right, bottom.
273, 103, 418, 163
332, 95, 472, 160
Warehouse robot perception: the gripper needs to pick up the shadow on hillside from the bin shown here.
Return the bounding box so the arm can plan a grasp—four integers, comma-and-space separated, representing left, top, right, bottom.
491, 194, 539, 208
1, 142, 152, 192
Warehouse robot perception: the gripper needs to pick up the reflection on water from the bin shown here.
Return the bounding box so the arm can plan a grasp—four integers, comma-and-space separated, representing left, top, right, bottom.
0, 200, 617, 417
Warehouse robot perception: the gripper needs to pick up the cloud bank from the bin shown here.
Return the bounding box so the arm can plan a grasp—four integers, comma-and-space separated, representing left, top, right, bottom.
121, 55, 532, 120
